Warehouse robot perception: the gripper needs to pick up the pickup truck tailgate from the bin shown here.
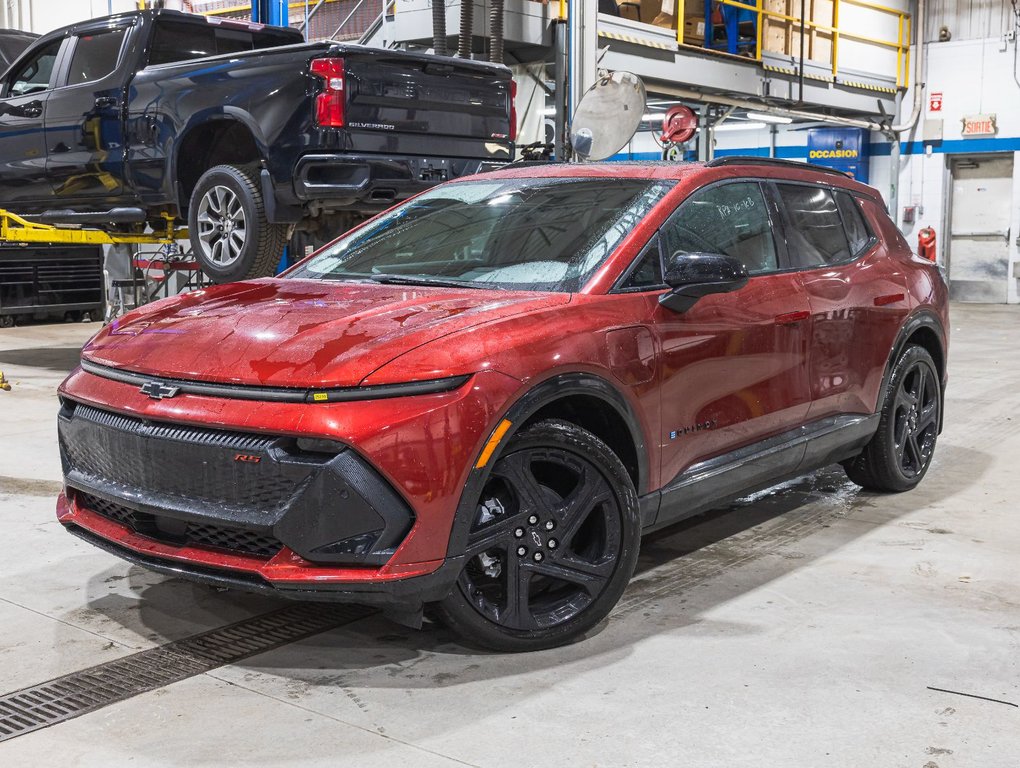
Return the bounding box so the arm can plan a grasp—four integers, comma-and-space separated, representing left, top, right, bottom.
343, 53, 512, 157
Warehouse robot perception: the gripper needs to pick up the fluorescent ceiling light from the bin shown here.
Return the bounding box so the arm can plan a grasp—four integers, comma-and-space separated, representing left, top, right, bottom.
713, 121, 767, 132
745, 111, 793, 124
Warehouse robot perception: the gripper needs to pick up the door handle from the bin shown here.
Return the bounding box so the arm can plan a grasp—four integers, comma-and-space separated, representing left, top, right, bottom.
775, 310, 810, 325
19, 101, 42, 118
94, 96, 118, 110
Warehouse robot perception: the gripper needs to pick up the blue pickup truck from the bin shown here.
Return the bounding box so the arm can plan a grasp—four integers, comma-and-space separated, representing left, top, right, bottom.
0, 9, 514, 281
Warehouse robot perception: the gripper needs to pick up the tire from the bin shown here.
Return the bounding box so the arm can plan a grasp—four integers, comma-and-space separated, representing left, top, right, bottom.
188, 164, 288, 284
843, 345, 941, 492
436, 419, 641, 652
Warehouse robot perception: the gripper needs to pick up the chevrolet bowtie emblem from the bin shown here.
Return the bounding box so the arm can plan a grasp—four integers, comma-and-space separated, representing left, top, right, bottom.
139, 380, 180, 400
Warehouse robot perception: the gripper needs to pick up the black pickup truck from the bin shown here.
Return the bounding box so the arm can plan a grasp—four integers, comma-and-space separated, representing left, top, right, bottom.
0, 28, 37, 70
0, 10, 514, 281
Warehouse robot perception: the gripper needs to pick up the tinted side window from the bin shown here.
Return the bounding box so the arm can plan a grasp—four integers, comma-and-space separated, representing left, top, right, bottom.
7, 39, 62, 96
662, 182, 778, 275
149, 21, 275, 66
777, 184, 851, 267
214, 29, 255, 56
149, 22, 216, 66
835, 190, 871, 255
66, 28, 127, 86
620, 236, 664, 290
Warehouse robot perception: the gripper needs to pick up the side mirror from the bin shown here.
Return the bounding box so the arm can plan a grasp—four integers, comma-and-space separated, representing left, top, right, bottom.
659, 251, 749, 313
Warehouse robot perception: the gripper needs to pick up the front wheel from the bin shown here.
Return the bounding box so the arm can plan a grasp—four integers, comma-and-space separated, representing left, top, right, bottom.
188, 164, 288, 284
843, 344, 941, 492
437, 419, 640, 652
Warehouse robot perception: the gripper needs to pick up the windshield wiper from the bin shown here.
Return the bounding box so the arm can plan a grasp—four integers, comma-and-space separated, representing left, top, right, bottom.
367, 274, 488, 290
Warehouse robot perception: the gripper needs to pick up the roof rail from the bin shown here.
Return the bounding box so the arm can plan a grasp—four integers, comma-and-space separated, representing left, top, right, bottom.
706, 156, 852, 179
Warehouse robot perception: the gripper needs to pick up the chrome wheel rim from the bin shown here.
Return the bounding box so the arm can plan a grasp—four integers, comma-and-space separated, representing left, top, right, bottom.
196, 185, 247, 267
458, 446, 622, 631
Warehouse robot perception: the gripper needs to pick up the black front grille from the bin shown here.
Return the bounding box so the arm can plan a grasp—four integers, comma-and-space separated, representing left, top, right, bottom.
59, 400, 415, 567
60, 403, 305, 513
77, 492, 283, 559
82, 493, 145, 528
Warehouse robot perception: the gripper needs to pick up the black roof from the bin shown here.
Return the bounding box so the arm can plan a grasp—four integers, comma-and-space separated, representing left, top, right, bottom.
706, 155, 852, 179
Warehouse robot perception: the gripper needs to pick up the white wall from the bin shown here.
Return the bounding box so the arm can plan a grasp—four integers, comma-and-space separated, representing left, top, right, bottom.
619, 35, 1020, 304
878, 36, 1020, 303
836, 0, 910, 81
924, 0, 1015, 43
1, 1, 140, 34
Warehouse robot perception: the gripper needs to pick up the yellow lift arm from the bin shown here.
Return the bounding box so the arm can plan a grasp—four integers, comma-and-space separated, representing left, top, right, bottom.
0, 210, 187, 246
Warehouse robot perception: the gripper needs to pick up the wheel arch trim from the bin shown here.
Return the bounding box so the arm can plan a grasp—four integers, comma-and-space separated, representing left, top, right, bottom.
881, 308, 947, 428
170, 109, 271, 208
444, 372, 650, 559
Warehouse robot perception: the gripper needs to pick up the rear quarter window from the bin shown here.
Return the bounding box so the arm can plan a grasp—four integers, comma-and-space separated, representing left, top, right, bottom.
777, 184, 852, 267
834, 190, 872, 255
148, 21, 297, 67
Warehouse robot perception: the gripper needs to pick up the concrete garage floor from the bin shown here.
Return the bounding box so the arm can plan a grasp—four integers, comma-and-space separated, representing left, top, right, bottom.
0, 304, 1017, 767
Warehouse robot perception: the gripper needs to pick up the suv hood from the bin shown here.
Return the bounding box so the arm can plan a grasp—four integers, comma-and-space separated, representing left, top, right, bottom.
82, 279, 569, 388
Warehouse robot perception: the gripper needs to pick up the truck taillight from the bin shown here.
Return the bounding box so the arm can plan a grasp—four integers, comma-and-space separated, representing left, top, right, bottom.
509, 79, 517, 141
311, 58, 345, 128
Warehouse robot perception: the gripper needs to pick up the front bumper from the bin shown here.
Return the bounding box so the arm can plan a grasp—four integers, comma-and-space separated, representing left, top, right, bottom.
58, 492, 463, 606
292, 153, 508, 208
55, 365, 522, 604
56, 397, 467, 606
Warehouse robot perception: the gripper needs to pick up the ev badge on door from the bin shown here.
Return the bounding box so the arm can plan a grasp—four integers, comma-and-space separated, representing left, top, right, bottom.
139, 381, 180, 400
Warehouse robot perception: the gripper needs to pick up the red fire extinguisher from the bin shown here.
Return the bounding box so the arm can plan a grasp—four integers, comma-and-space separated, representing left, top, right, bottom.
918, 227, 937, 262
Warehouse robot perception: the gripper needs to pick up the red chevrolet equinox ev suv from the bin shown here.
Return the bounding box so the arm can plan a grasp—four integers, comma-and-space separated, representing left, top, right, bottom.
57, 158, 949, 651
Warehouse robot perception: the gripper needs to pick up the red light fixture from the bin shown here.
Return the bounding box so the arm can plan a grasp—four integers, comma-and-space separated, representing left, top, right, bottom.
311, 58, 346, 128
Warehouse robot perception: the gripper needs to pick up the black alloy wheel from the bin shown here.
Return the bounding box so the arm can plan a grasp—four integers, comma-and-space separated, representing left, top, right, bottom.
843, 344, 941, 492
891, 358, 939, 478
437, 420, 640, 651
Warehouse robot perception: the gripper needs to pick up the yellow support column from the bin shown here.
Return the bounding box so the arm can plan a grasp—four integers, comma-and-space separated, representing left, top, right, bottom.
896, 14, 903, 88
904, 13, 912, 88
677, 0, 686, 46
831, 0, 839, 78
756, 0, 763, 60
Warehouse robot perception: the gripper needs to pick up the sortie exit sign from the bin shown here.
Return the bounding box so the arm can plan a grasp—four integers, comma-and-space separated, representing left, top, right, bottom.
962, 114, 997, 137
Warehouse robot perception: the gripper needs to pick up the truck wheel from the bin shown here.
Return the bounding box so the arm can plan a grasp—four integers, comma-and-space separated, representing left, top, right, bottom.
188, 165, 287, 283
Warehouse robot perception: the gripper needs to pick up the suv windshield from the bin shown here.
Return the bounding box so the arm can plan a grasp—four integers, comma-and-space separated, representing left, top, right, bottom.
288, 178, 673, 292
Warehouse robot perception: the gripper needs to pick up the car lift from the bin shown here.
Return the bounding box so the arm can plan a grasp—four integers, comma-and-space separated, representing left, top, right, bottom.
0, 209, 186, 247
0, 209, 202, 321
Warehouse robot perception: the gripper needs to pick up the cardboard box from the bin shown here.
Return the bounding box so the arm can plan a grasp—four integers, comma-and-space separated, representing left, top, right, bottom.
809, 0, 834, 65
761, 0, 833, 65
616, 0, 685, 30
762, 0, 794, 55
682, 17, 705, 44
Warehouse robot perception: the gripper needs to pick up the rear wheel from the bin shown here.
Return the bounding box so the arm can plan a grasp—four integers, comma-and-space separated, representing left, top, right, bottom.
843, 345, 941, 492
437, 420, 640, 652
188, 164, 287, 284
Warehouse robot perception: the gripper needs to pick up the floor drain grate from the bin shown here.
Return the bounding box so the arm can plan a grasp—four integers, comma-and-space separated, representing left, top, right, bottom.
0, 603, 373, 742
